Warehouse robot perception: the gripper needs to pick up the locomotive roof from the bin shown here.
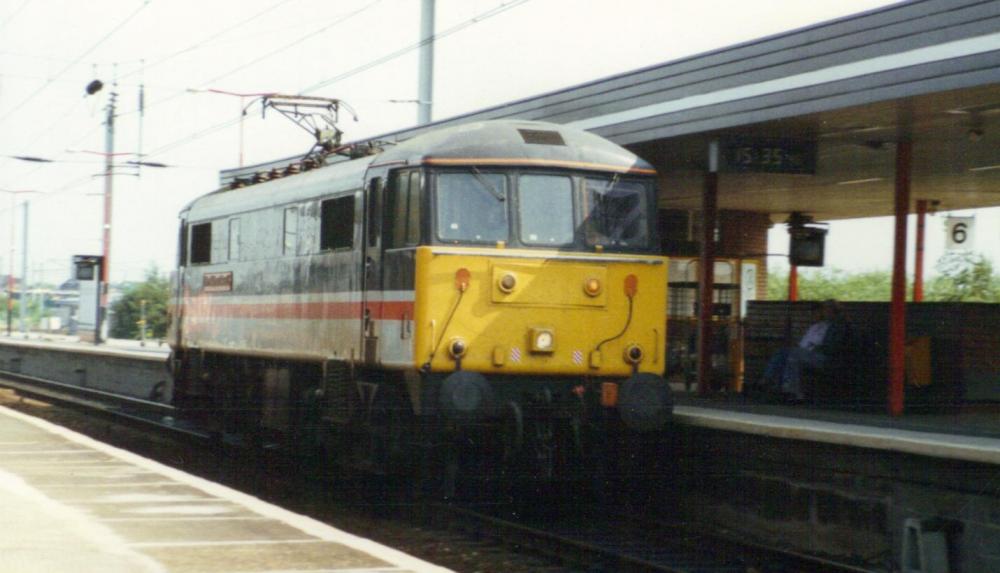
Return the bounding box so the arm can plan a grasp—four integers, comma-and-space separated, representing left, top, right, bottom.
183, 154, 374, 222
185, 120, 654, 221
372, 120, 655, 174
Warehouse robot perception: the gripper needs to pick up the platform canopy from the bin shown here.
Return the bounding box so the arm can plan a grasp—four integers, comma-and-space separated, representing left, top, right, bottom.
370, 0, 1000, 223
221, 0, 1000, 224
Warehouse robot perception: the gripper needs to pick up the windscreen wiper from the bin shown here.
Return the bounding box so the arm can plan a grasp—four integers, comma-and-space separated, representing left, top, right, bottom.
470, 166, 505, 202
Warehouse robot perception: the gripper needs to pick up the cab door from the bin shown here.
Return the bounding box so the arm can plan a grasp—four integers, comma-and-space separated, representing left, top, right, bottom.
361, 177, 384, 364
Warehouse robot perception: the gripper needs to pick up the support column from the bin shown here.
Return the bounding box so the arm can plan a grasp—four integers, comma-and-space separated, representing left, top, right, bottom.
889, 140, 912, 417
99, 91, 116, 344
697, 142, 719, 395
18, 201, 28, 335
788, 265, 799, 301
914, 199, 927, 302
417, 0, 436, 125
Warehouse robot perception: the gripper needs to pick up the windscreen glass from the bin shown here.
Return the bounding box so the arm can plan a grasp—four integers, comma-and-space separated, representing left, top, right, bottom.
436, 172, 508, 242
518, 174, 574, 246
582, 177, 650, 248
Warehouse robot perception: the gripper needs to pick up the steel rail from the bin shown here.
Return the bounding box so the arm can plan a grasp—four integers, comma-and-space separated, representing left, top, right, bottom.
431, 503, 879, 573
429, 503, 713, 573
0, 369, 209, 442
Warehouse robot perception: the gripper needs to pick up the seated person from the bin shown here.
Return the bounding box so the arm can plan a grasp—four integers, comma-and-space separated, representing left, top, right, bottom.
760, 300, 851, 401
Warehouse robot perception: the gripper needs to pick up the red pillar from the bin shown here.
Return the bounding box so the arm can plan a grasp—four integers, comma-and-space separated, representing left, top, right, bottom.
697, 142, 719, 395
914, 199, 927, 302
889, 140, 911, 417
788, 265, 799, 301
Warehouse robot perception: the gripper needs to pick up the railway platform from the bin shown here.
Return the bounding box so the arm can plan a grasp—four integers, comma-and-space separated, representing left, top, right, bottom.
0, 332, 170, 359
673, 393, 1000, 465
0, 404, 450, 573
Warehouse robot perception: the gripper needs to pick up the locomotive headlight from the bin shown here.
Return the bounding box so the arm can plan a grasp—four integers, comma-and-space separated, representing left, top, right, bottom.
529, 327, 555, 353
448, 337, 468, 359
498, 273, 517, 293
624, 344, 644, 364
583, 277, 602, 297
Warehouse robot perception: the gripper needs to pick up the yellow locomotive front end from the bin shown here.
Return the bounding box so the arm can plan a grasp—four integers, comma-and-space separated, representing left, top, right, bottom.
368, 120, 671, 482
408, 198, 671, 482
414, 245, 667, 390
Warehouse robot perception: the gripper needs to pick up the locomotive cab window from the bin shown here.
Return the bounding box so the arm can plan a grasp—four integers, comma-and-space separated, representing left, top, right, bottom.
582, 177, 651, 249
435, 171, 508, 243
189, 222, 212, 264
519, 174, 574, 245
320, 195, 354, 250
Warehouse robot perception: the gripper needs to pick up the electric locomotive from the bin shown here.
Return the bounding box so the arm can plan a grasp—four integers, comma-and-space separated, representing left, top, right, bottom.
168, 119, 671, 479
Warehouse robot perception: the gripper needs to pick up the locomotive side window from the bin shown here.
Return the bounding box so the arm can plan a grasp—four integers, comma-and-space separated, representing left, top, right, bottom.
406, 171, 421, 245
320, 196, 354, 250
228, 218, 241, 261
178, 223, 188, 266
283, 207, 298, 255
366, 178, 382, 248
436, 171, 508, 243
386, 171, 422, 248
189, 222, 212, 264
582, 177, 650, 248
519, 174, 574, 245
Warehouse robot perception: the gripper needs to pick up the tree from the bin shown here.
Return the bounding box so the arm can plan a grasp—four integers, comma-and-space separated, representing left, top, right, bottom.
925, 252, 1000, 302
110, 267, 170, 340
766, 252, 1000, 303
767, 267, 894, 301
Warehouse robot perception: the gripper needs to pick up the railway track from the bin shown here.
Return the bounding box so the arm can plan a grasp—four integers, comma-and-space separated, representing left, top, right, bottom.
0, 367, 880, 573
423, 502, 881, 573
0, 368, 208, 443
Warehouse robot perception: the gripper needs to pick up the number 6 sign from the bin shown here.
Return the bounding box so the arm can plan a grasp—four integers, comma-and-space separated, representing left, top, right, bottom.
945, 216, 975, 251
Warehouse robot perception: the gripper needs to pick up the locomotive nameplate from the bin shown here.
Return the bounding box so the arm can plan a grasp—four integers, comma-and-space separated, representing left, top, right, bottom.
203, 271, 233, 293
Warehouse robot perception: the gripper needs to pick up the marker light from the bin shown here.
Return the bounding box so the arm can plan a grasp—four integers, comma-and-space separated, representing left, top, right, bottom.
498, 273, 517, 293
583, 277, 602, 297
624, 344, 644, 364
530, 327, 555, 353
455, 268, 471, 292
624, 274, 638, 297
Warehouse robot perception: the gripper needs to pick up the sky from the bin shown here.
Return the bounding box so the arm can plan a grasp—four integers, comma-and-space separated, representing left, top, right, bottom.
2, 0, 991, 286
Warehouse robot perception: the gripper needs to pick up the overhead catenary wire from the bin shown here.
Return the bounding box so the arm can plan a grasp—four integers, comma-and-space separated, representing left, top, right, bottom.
144, 0, 533, 160
302, 0, 531, 94
0, 0, 152, 128
8, 0, 536, 214
128, 0, 385, 121
0, 0, 31, 37
117, 0, 299, 81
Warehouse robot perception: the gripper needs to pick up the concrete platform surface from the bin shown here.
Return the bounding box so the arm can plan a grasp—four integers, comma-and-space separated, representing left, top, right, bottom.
675, 403, 1000, 466
0, 333, 170, 361
0, 405, 452, 573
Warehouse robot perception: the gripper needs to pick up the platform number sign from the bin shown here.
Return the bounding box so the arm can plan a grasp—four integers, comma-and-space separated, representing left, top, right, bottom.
945, 216, 975, 251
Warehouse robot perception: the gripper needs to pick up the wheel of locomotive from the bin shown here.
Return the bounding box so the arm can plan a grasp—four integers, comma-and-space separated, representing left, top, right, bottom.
364, 380, 413, 476
483, 400, 524, 502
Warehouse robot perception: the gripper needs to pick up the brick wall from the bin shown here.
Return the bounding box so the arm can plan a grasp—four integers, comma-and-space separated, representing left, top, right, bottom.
659, 208, 772, 299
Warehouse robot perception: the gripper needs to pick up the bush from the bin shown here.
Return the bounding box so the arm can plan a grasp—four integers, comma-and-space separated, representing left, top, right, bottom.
110, 268, 170, 340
